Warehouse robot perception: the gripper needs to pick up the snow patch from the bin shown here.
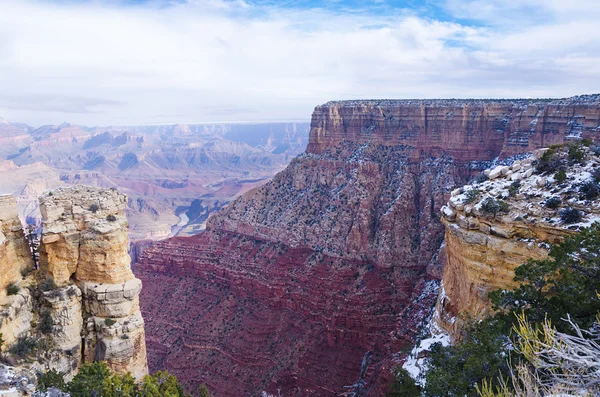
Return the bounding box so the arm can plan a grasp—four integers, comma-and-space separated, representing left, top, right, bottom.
401, 301, 451, 386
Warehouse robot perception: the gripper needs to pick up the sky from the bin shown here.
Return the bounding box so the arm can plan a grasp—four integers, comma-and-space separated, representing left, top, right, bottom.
0, 0, 599, 127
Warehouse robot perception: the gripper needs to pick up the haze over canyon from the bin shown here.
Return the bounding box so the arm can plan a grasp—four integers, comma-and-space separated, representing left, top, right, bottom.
0, 118, 309, 241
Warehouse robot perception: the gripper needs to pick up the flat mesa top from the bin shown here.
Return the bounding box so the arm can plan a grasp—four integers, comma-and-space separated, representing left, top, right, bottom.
322, 94, 600, 108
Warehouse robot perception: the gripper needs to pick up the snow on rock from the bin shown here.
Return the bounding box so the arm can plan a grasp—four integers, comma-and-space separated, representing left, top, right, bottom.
401, 309, 451, 386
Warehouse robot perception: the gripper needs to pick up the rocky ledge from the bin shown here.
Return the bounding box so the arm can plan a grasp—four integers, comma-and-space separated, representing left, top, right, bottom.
437, 142, 600, 335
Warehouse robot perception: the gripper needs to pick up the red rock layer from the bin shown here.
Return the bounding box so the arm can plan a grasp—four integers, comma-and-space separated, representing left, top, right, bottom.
307, 98, 600, 159
136, 96, 600, 396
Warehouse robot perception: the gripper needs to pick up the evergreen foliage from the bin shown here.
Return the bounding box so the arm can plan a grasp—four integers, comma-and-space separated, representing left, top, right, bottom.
423, 319, 512, 397
395, 223, 600, 396
37, 369, 66, 392
6, 283, 19, 295
386, 367, 422, 397
37, 362, 205, 397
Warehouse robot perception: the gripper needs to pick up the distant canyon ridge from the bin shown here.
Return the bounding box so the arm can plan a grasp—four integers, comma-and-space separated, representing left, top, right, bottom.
0, 118, 309, 241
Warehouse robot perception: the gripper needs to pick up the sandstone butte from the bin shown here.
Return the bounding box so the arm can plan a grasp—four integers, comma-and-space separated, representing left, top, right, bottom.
436, 145, 600, 336
0, 186, 147, 395
135, 95, 600, 396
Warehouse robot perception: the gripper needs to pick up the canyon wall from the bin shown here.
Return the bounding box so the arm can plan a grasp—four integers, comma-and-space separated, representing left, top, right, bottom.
0, 195, 34, 348
308, 97, 600, 159
0, 186, 147, 396
136, 96, 600, 396
437, 146, 600, 335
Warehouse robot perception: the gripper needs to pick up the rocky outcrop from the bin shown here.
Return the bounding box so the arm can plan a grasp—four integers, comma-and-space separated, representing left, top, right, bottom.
38, 186, 147, 380
0, 195, 34, 348
0, 196, 33, 299
438, 145, 600, 335
136, 96, 600, 396
39, 187, 133, 285
0, 186, 147, 390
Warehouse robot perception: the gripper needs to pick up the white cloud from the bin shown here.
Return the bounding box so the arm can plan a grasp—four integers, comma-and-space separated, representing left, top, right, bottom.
0, 0, 598, 126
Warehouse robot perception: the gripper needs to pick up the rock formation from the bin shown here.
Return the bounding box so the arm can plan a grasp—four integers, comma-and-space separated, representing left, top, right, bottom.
0, 186, 147, 396
0, 195, 34, 348
38, 186, 147, 380
136, 95, 600, 396
437, 144, 600, 335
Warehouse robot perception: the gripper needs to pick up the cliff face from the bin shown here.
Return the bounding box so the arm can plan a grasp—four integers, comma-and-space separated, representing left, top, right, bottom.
0, 195, 34, 348
437, 146, 600, 335
38, 186, 147, 380
135, 96, 600, 396
0, 186, 147, 395
39, 188, 133, 285
308, 97, 600, 159
0, 196, 33, 301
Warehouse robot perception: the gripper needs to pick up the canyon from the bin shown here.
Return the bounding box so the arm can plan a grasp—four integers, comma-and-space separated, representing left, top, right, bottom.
0, 186, 147, 395
0, 121, 309, 241
135, 95, 600, 396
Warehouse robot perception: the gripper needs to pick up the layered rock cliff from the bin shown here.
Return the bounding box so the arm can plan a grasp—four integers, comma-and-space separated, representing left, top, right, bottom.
437, 143, 600, 335
135, 95, 600, 396
38, 186, 147, 379
0, 195, 34, 348
0, 186, 147, 395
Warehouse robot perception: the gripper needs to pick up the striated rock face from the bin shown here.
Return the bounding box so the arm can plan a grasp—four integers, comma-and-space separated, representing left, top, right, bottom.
0, 196, 33, 300
437, 146, 600, 335
38, 186, 147, 380
308, 97, 600, 158
136, 96, 600, 396
0, 195, 34, 348
39, 187, 133, 285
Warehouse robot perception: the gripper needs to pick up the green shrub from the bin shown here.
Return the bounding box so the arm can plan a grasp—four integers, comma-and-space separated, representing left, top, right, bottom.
463, 189, 481, 204
480, 197, 509, 218
424, 318, 511, 397
581, 138, 593, 147
544, 196, 562, 209
535, 149, 560, 173
560, 207, 583, 224
60, 362, 193, 397
568, 143, 585, 163
198, 383, 215, 397
579, 181, 599, 200
386, 367, 421, 396
9, 336, 37, 357
508, 180, 520, 197
40, 277, 57, 291
39, 310, 54, 334
554, 168, 567, 184
68, 362, 112, 397
6, 283, 19, 296
37, 369, 66, 392
104, 318, 116, 327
